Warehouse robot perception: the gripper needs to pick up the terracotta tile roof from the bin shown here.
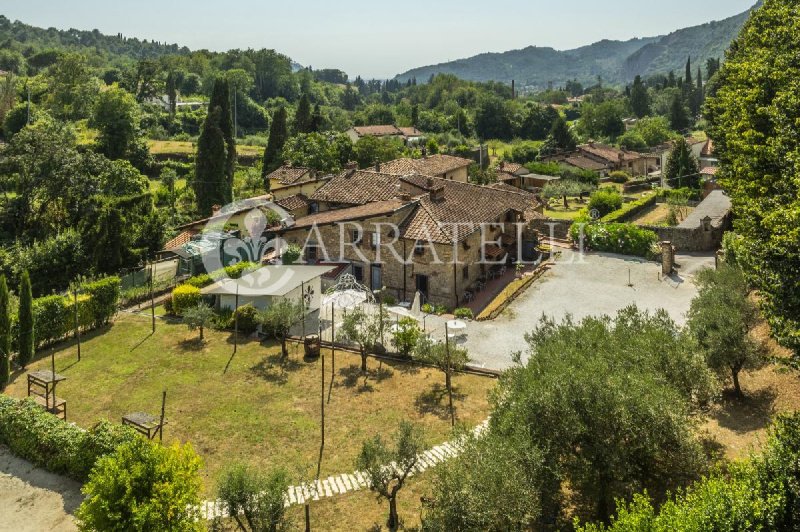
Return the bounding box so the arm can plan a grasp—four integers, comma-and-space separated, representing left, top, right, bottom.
490, 181, 524, 192
276, 194, 310, 211
700, 166, 718, 176
288, 200, 413, 229
579, 143, 643, 163
399, 175, 543, 244
398, 127, 424, 137
265, 165, 315, 185
564, 155, 609, 172
497, 161, 527, 175
310, 170, 408, 205
351, 125, 404, 137
176, 195, 272, 230
380, 154, 473, 177
165, 229, 199, 250
496, 171, 519, 182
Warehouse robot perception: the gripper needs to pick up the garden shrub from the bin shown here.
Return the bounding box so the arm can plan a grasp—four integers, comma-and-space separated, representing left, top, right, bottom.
454, 308, 474, 320
0, 395, 138, 481
421, 303, 435, 314
172, 284, 201, 315
234, 304, 259, 334
608, 171, 631, 184
570, 223, 659, 258
185, 273, 213, 289
588, 188, 623, 218
77, 438, 203, 531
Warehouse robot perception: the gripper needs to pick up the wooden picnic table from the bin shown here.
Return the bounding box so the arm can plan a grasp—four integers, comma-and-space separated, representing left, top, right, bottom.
122, 411, 167, 441
27, 370, 68, 420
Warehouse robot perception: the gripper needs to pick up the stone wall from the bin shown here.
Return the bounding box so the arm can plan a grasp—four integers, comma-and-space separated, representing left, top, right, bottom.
531, 218, 574, 240
641, 224, 728, 252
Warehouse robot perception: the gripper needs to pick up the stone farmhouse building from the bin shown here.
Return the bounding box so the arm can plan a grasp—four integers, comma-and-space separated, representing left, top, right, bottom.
379, 154, 473, 182
277, 169, 544, 308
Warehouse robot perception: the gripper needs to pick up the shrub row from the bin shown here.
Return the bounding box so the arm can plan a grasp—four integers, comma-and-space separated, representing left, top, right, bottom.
171, 262, 261, 315
0, 395, 138, 482
570, 223, 659, 258
11, 277, 120, 350
600, 194, 658, 224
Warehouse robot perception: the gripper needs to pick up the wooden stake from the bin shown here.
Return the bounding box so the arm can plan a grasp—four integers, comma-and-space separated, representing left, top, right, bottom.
159, 390, 166, 443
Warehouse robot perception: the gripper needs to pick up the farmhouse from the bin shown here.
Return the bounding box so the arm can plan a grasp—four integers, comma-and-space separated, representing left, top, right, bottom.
279, 170, 544, 308
379, 153, 473, 182
265, 164, 331, 199
495, 161, 561, 191
345, 125, 424, 143
574, 142, 659, 176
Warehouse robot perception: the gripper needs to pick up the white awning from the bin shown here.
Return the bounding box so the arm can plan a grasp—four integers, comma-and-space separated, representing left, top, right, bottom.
201, 265, 336, 297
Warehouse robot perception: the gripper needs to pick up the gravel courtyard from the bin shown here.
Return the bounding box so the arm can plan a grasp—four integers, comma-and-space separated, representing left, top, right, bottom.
428, 251, 716, 371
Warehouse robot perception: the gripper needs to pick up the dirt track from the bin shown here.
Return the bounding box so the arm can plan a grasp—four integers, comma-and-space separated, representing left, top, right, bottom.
0, 446, 81, 532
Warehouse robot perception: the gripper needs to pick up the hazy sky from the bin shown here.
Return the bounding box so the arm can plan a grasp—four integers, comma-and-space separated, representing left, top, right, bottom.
2, 0, 755, 79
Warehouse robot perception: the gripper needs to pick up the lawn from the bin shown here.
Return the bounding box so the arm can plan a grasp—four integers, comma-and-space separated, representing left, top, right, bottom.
543, 197, 588, 220
631, 203, 695, 226
147, 140, 263, 158
4, 312, 495, 495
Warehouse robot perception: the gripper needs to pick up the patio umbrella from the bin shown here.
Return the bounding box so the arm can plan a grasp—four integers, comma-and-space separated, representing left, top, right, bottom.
386, 306, 421, 321
411, 291, 422, 314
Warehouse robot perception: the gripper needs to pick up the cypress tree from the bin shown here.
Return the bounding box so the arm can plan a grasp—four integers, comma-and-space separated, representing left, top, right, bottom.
629, 75, 650, 118
208, 77, 236, 190
685, 57, 693, 88
194, 106, 231, 215
0, 275, 10, 388
311, 104, 323, 133
262, 106, 289, 179
549, 115, 576, 153
664, 137, 700, 188
18, 271, 33, 369
294, 94, 312, 134
669, 92, 690, 132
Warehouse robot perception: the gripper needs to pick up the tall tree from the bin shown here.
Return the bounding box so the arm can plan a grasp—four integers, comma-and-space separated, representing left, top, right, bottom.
293, 94, 313, 134
18, 270, 34, 369
664, 137, 700, 188
208, 76, 236, 189
668, 92, 690, 132
193, 106, 231, 215
310, 103, 323, 132
684, 56, 693, 88
92, 86, 139, 160
546, 114, 577, 154
0, 276, 10, 388
261, 106, 289, 179
705, 0, 800, 354
629, 75, 650, 118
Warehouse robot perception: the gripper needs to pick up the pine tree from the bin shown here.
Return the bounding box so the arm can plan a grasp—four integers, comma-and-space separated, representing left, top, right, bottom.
0, 275, 10, 389
548, 115, 576, 153
664, 137, 700, 189
293, 94, 312, 134
208, 77, 236, 189
194, 106, 231, 215
262, 106, 289, 179
18, 271, 34, 369
629, 75, 650, 118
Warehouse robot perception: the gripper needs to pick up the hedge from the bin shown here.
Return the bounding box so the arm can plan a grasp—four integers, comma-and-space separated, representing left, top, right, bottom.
600, 194, 658, 224
0, 395, 138, 482
570, 223, 659, 258
10, 277, 119, 351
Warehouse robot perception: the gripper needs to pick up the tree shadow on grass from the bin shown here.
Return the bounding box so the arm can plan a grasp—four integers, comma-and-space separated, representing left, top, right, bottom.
336, 364, 395, 393
415, 383, 466, 420
249, 354, 303, 385
712, 387, 777, 434
176, 338, 205, 352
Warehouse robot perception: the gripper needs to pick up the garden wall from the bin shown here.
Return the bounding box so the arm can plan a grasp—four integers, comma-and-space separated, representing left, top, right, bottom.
640, 224, 728, 253
531, 218, 574, 240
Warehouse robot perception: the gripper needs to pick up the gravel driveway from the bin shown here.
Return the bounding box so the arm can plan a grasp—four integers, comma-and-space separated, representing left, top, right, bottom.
427, 251, 715, 371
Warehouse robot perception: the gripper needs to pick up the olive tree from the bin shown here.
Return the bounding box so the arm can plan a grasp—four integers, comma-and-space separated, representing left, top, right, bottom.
357, 421, 425, 531
183, 303, 215, 342
259, 299, 304, 360
216, 463, 290, 532
337, 306, 386, 372
688, 265, 767, 398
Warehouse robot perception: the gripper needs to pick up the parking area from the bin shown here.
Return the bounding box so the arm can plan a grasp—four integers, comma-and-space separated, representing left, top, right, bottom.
427, 250, 716, 371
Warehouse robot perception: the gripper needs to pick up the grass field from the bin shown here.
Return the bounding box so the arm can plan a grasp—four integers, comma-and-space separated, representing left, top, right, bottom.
4, 313, 495, 495
147, 140, 263, 158
543, 196, 588, 220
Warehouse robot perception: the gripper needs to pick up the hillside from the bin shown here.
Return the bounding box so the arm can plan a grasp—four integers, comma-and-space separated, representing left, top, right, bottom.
396, 3, 759, 88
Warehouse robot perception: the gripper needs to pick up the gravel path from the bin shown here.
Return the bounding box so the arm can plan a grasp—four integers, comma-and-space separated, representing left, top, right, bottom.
0, 446, 81, 532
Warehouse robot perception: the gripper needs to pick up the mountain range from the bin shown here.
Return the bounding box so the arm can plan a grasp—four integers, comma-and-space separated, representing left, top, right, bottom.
395, 3, 759, 88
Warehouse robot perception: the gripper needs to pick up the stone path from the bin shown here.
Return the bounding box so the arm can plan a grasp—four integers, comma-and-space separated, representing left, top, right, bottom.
199, 419, 489, 520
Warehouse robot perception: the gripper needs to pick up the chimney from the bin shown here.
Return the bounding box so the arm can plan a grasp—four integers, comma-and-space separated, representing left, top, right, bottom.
345, 161, 358, 170
430, 185, 445, 202
375, 159, 381, 172
284, 160, 292, 167
421, 145, 427, 159
397, 192, 412, 202
211, 204, 222, 215
426, 177, 434, 189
